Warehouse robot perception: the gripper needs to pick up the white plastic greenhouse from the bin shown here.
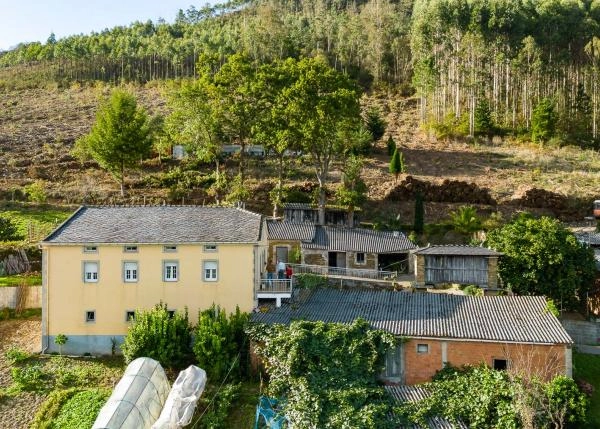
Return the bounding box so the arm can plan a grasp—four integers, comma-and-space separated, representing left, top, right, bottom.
92, 357, 171, 429
92, 357, 207, 429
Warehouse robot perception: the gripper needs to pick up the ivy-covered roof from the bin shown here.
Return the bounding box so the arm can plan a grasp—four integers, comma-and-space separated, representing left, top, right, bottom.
252, 289, 572, 345
386, 386, 468, 429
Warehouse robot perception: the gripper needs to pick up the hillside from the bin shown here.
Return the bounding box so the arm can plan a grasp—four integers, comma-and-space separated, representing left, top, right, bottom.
1, 83, 599, 225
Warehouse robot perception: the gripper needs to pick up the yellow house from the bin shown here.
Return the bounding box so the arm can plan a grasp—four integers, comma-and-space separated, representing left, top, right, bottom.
40, 205, 267, 355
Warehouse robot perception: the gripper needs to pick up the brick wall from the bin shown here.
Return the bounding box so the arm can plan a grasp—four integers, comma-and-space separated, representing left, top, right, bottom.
403, 338, 568, 385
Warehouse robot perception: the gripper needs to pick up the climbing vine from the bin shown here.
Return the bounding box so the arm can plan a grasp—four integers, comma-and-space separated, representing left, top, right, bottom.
249, 319, 397, 428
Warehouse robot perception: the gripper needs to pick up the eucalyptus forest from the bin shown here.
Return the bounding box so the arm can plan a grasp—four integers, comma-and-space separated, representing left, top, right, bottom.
2, 0, 600, 147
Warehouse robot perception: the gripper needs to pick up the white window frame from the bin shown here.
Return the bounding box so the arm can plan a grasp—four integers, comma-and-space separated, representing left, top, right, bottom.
83, 245, 97, 253
355, 252, 366, 264
123, 245, 138, 253
163, 261, 179, 282
384, 344, 403, 380
83, 261, 99, 283
85, 310, 96, 323
125, 311, 135, 322
203, 260, 218, 282
163, 245, 178, 253
123, 261, 139, 283
416, 343, 429, 354
204, 244, 218, 252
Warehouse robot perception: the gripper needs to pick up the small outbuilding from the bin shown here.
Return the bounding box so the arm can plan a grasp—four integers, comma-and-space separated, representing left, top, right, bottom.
413, 245, 502, 289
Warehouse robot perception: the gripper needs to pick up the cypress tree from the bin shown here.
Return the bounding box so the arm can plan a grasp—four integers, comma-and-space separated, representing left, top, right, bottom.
389, 148, 404, 182
414, 192, 424, 234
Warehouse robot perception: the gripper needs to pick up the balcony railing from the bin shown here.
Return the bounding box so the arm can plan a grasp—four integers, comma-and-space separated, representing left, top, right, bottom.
288, 263, 398, 281
256, 279, 293, 294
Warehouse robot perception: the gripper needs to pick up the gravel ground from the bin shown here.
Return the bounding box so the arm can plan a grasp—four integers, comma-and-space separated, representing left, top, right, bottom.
0, 317, 43, 429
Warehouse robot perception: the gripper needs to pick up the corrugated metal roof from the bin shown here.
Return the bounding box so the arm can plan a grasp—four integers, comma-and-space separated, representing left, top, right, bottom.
386, 386, 468, 429
266, 221, 316, 241
575, 232, 600, 246
43, 206, 263, 244
413, 245, 502, 256
252, 289, 572, 345
303, 226, 416, 253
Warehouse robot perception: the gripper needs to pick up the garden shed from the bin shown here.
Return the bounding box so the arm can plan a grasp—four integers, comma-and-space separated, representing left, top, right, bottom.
413, 245, 502, 288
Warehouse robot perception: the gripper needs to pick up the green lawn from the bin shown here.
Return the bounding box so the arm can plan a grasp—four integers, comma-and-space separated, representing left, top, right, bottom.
573, 352, 600, 428
0, 203, 73, 243
0, 273, 42, 287
226, 381, 261, 427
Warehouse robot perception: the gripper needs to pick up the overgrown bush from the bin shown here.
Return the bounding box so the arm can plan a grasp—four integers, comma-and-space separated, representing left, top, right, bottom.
194, 305, 249, 381
11, 364, 49, 392
294, 273, 328, 289
398, 365, 588, 429
249, 319, 397, 428
24, 180, 48, 203
120, 303, 192, 368
0, 216, 23, 241
4, 346, 31, 364
195, 383, 240, 429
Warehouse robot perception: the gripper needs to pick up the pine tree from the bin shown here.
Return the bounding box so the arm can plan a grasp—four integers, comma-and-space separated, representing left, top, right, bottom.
386, 135, 396, 156
531, 98, 557, 144
474, 99, 493, 137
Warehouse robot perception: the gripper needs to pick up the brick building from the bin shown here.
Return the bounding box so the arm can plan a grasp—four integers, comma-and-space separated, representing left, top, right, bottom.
252, 289, 573, 384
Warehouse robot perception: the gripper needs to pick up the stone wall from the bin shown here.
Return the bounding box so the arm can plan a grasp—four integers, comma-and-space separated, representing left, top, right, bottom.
346, 251, 377, 270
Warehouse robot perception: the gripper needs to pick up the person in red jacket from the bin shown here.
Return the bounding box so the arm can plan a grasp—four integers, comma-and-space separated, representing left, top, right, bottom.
285, 264, 293, 279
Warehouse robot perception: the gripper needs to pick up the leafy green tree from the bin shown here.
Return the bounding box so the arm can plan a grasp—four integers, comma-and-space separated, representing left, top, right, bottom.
389, 148, 405, 182
120, 303, 192, 368
75, 89, 152, 196
364, 107, 386, 141
486, 214, 596, 310
336, 156, 367, 226
414, 192, 424, 234
386, 135, 396, 156
474, 99, 494, 137
448, 205, 482, 234
282, 56, 362, 225
0, 216, 22, 241
194, 305, 249, 381
531, 98, 557, 144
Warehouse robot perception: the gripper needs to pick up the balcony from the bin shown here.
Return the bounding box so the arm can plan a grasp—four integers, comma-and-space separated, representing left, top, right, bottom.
256, 279, 292, 307
288, 263, 399, 281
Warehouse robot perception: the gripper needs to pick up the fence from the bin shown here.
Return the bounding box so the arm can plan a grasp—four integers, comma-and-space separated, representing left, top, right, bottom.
0, 286, 41, 309
288, 263, 397, 281
256, 279, 292, 293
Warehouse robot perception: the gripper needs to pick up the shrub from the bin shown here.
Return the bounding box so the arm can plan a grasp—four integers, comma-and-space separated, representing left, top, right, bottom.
448, 205, 482, 234
0, 216, 22, 241
4, 346, 31, 364
542, 375, 588, 427
24, 180, 48, 203
54, 334, 68, 355
196, 383, 240, 429
194, 305, 249, 381
120, 303, 192, 368
463, 285, 483, 296
11, 364, 49, 392
294, 273, 327, 289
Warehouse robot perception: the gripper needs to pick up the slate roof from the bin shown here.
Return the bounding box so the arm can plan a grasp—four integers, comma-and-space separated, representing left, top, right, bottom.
252, 289, 572, 345
303, 226, 416, 253
43, 206, 263, 244
413, 245, 502, 256
266, 220, 316, 241
386, 386, 468, 429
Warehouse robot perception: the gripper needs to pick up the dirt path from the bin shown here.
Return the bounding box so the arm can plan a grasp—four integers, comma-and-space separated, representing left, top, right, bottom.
0, 317, 45, 429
